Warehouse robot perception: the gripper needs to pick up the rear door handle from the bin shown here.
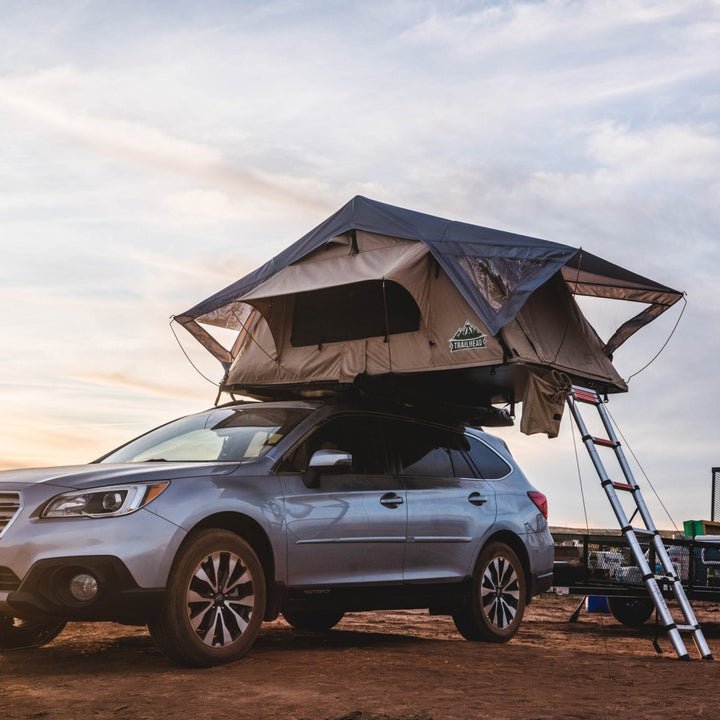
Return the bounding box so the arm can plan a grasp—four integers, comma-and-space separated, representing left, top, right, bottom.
468, 491, 488, 507
380, 492, 404, 508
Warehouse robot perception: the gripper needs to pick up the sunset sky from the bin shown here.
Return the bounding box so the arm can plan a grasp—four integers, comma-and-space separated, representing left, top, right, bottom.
1, 0, 719, 528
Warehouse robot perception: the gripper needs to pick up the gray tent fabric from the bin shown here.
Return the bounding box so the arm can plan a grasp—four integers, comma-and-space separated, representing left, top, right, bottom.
180, 196, 578, 336
178, 196, 681, 350
175, 196, 684, 435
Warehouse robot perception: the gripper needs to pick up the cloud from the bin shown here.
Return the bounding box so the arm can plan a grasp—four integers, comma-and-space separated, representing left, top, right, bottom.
162, 188, 253, 224
1, 0, 719, 526
70, 371, 208, 399
586, 122, 720, 182
0, 72, 332, 214
401, 0, 714, 62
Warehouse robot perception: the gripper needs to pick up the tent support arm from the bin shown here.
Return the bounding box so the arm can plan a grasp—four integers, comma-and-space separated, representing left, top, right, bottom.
173, 315, 233, 367
603, 297, 682, 356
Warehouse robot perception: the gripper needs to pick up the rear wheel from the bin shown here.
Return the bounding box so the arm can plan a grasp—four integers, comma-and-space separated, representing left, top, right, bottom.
0, 616, 66, 650
607, 596, 654, 627
283, 608, 344, 632
453, 541, 527, 642
149, 530, 266, 667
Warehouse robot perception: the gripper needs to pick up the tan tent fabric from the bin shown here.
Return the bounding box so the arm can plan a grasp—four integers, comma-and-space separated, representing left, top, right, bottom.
223, 236, 624, 417
520, 369, 572, 438
504, 274, 624, 388
176, 197, 682, 436
241, 236, 428, 303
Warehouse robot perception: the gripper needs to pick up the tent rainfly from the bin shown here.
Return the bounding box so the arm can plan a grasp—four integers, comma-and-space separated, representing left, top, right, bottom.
174, 196, 683, 437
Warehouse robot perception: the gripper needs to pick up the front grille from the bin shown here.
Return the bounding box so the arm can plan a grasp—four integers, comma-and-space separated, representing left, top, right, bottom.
0, 491, 21, 538
0, 566, 21, 591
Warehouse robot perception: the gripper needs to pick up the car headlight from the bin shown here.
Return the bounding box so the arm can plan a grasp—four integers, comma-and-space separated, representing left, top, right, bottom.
41, 482, 170, 519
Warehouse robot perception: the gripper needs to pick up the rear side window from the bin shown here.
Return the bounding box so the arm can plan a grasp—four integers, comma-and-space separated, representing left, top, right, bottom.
449, 448, 476, 478
386, 420, 473, 479
401, 445, 453, 478
466, 436, 511, 479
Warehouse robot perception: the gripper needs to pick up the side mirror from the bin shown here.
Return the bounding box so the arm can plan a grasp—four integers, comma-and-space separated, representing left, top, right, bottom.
304, 449, 352, 488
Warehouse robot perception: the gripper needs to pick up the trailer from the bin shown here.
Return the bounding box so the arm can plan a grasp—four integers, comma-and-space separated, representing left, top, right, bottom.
552, 531, 720, 627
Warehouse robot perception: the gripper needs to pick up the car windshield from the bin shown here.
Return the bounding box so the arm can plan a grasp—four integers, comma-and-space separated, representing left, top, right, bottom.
99, 406, 312, 463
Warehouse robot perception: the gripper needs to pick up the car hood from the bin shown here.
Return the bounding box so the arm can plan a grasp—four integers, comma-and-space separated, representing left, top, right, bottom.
0, 461, 242, 491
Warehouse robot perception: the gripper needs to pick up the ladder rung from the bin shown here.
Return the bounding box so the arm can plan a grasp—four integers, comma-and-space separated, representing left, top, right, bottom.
612, 482, 635, 492
630, 528, 656, 536
676, 625, 699, 632
572, 389, 599, 404
592, 437, 618, 448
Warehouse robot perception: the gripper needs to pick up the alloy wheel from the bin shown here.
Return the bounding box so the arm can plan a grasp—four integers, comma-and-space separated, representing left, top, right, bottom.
480, 555, 521, 630
186, 550, 255, 648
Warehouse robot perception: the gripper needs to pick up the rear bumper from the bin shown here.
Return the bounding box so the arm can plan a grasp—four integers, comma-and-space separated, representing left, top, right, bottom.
531, 570, 554, 598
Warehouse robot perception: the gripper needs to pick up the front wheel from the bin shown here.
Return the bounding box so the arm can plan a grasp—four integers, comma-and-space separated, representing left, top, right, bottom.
149, 530, 266, 667
453, 541, 527, 642
0, 616, 66, 650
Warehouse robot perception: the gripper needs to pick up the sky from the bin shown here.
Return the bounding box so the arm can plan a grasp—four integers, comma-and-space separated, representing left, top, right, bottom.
1, 0, 719, 529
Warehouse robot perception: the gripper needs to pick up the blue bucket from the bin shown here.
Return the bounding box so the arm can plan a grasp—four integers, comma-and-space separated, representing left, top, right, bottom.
585, 596, 610, 613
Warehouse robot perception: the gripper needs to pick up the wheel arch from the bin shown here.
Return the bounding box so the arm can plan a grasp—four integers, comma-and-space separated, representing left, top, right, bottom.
183, 512, 280, 620
480, 530, 533, 604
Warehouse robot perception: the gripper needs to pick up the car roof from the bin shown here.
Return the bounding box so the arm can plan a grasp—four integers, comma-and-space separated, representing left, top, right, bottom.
214, 397, 486, 435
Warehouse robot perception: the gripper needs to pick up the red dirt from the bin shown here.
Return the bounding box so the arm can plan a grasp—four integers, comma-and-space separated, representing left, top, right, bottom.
2, 595, 720, 720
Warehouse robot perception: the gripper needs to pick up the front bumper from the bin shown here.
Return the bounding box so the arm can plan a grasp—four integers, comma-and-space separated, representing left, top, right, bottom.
1, 555, 165, 622
0, 490, 186, 621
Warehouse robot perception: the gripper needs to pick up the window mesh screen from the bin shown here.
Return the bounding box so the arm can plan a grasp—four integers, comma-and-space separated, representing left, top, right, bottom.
713, 467, 720, 522
291, 280, 420, 347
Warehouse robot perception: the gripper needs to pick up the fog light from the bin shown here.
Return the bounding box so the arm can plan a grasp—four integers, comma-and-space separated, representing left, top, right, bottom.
69, 573, 98, 602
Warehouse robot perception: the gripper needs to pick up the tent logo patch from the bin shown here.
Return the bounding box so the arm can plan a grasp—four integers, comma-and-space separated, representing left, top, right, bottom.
449, 321, 487, 352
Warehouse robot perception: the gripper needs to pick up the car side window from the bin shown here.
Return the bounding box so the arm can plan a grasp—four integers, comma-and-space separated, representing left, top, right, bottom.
279, 415, 388, 474
466, 436, 511, 479
388, 420, 472, 479
449, 447, 476, 478
401, 444, 453, 477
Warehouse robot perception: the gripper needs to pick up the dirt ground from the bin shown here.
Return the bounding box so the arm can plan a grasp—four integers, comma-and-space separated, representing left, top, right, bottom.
2, 594, 719, 720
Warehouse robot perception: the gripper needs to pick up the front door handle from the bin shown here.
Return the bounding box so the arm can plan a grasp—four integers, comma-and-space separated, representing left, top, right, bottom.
468, 491, 488, 507
380, 492, 404, 508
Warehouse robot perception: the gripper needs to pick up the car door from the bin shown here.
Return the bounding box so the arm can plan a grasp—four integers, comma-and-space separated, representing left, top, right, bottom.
385, 419, 497, 582
278, 413, 407, 587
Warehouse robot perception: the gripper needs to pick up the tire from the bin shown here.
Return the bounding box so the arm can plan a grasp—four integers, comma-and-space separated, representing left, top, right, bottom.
607, 596, 654, 627
0, 616, 66, 650
149, 530, 266, 667
453, 541, 527, 643
283, 608, 344, 632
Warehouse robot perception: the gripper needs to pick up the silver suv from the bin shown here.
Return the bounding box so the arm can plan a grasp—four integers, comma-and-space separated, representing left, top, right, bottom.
0, 400, 553, 666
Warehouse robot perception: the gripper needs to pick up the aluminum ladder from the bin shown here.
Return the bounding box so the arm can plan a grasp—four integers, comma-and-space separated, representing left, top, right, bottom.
567, 385, 713, 660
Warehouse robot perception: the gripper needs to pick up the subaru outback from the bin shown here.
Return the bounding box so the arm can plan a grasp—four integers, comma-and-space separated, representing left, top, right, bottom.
0, 399, 553, 666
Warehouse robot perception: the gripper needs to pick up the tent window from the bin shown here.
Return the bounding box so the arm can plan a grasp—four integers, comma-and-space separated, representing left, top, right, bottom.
291, 280, 421, 347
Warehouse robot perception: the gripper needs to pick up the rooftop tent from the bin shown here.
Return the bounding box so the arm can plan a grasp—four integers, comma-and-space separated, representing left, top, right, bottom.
175, 196, 683, 435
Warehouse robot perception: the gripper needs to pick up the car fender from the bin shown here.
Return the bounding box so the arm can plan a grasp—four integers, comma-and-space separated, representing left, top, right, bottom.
146, 474, 287, 584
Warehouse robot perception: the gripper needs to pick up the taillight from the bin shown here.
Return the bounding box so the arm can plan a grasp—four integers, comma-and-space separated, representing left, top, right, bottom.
528, 490, 548, 519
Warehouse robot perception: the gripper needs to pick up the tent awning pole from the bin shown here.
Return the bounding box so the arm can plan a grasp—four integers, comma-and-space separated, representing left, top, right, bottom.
173, 315, 232, 367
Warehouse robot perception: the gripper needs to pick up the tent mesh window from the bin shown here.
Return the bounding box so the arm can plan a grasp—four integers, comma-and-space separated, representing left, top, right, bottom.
290, 280, 421, 347
713, 467, 720, 522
